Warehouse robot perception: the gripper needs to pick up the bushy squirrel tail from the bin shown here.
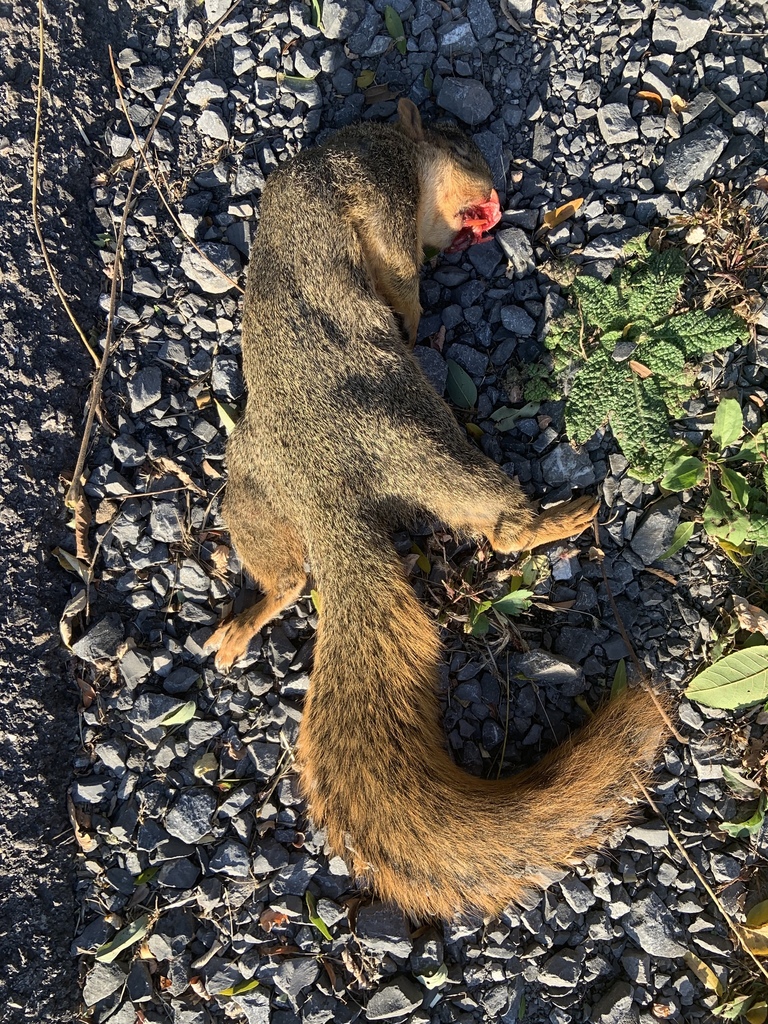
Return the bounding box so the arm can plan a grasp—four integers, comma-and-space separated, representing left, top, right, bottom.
297, 531, 667, 919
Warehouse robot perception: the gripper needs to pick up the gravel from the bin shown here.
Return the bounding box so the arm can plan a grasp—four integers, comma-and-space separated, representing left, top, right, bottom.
6, 0, 767, 1022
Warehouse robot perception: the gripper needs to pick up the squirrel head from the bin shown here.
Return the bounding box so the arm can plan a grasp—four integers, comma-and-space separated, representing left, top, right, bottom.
397, 98, 501, 254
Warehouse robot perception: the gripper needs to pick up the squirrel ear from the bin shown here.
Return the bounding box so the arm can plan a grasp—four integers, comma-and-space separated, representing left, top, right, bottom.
397, 98, 424, 142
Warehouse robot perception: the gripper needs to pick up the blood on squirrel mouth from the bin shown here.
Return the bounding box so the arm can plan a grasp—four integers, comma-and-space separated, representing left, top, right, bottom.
445, 188, 502, 254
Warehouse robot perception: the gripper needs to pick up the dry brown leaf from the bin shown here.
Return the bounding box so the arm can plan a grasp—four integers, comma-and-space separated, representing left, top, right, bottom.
637, 89, 663, 111
755, 176, 768, 193
195, 389, 213, 410
321, 957, 337, 989
542, 197, 584, 231
651, 1003, 674, 1019
189, 976, 212, 1000
73, 491, 93, 561
644, 567, 677, 585
209, 544, 231, 572
733, 595, 768, 636
60, 589, 87, 649
737, 923, 768, 956
670, 94, 688, 114
67, 794, 98, 852
629, 359, 654, 379
152, 456, 206, 496
77, 676, 98, 710
201, 459, 222, 479
260, 909, 289, 932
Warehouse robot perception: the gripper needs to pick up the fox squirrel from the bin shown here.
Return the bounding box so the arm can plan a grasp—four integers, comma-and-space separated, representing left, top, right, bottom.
208, 99, 667, 919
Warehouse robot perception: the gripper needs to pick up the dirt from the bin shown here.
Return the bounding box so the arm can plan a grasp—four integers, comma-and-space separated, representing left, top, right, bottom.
0, 1, 132, 1018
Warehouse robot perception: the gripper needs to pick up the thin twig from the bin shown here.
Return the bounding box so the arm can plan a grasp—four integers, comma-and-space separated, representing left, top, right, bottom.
109, 48, 243, 294
633, 770, 768, 984
65, 0, 247, 511
32, 0, 99, 366
591, 520, 687, 744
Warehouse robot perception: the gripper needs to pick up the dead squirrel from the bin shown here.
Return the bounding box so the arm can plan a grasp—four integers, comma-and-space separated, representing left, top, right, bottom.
208, 99, 667, 919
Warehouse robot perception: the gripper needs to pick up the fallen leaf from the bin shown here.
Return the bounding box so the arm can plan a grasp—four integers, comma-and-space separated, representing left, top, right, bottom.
737, 922, 768, 957
95, 915, 151, 962
161, 700, 197, 727
54, 546, 91, 585
209, 544, 231, 572
499, 0, 524, 30
77, 676, 98, 710
356, 69, 375, 89
215, 399, 240, 436
629, 359, 654, 379
747, 1001, 768, 1024
260, 908, 289, 932
151, 456, 206, 496
465, 422, 484, 441
683, 950, 723, 997
72, 491, 93, 561
721, 764, 763, 800
542, 196, 584, 231
67, 794, 98, 852
306, 890, 333, 941
219, 979, 260, 997
637, 89, 663, 111
644, 567, 677, 585
670, 94, 688, 114
755, 176, 768, 193
60, 589, 87, 649
194, 752, 218, 779
733, 595, 768, 637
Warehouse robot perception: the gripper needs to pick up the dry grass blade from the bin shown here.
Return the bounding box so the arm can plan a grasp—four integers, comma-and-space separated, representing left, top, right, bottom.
109, 49, 243, 295
65, 0, 247, 514
72, 487, 92, 560
32, 0, 99, 366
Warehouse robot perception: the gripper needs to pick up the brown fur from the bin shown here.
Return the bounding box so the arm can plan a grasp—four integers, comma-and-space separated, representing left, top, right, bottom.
208, 101, 668, 918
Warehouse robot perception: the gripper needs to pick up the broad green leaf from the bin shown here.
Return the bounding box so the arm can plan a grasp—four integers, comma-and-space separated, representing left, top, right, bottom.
384, 5, 407, 54
685, 647, 768, 709
741, 423, 768, 462
95, 915, 150, 962
663, 308, 748, 358
721, 467, 750, 509
410, 543, 431, 574
747, 1001, 768, 1024
712, 398, 743, 451
683, 951, 723, 998
356, 69, 375, 89
161, 700, 197, 726
720, 793, 767, 838
610, 659, 627, 699
493, 588, 534, 617
715, 995, 756, 1021
305, 890, 333, 941
215, 399, 240, 435
746, 899, 768, 929
722, 764, 763, 800
446, 359, 477, 410
661, 456, 706, 492
658, 521, 695, 560
219, 978, 260, 997
571, 276, 624, 333
416, 963, 449, 989
470, 612, 490, 637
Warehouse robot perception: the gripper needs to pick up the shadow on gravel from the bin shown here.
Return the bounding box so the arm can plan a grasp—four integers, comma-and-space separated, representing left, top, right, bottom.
0, 0, 131, 1020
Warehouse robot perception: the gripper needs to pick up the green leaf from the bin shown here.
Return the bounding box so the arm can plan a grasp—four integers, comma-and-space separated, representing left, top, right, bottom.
135, 865, 160, 884
356, 69, 375, 89
741, 423, 768, 462
721, 764, 763, 800
215, 399, 240, 435
277, 73, 319, 86
424, 68, 433, 92
610, 659, 627, 699
571, 276, 625, 333
685, 647, 768, 710
95, 915, 150, 962
493, 588, 534, 617
161, 700, 197, 726
470, 612, 490, 637
658, 521, 695, 560
663, 308, 748, 358
720, 792, 767, 838
305, 890, 333, 941
411, 543, 431, 574
491, 401, 540, 432
715, 995, 756, 1021
446, 359, 477, 410
219, 978, 260, 997
384, 5, 407, 54
660, 456, 706, 492
712, 398, 743, 451
310, 588, 322, 613
721, 467, 750, 509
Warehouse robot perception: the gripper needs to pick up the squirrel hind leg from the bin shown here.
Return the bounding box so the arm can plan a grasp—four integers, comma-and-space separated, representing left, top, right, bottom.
207, 506, 307, 671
